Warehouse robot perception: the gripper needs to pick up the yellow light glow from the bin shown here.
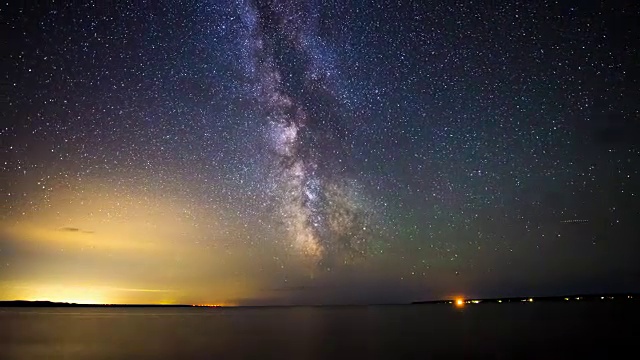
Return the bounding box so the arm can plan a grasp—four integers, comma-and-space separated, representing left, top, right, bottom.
0, 181, 262, 306
455, 298, 464, 307
22, 285, 108, 305
7, 283, 183, 305
528, 298, 533, 302
497, 300, 502, 303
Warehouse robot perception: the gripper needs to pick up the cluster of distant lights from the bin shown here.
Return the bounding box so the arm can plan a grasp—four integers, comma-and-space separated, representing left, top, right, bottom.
452, 298, 533, 307
452, 295, 633, 307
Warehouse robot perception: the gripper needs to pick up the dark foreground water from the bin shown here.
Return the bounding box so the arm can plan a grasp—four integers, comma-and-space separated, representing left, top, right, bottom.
1, 302, 637, 359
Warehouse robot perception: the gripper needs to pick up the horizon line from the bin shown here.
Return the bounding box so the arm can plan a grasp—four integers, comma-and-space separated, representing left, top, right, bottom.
1, 292, 637, 307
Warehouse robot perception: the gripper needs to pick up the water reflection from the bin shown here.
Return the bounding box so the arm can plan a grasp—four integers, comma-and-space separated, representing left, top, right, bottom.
0, 303, 636, 359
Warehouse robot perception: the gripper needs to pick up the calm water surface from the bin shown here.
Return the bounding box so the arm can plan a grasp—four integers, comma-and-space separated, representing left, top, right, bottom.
1, 302, 637, 359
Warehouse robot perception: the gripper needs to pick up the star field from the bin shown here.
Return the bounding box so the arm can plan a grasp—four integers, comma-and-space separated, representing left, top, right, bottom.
1, 0, 639, 305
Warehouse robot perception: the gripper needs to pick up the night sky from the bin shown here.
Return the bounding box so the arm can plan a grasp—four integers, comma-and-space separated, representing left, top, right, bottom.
1, 0, 639, 305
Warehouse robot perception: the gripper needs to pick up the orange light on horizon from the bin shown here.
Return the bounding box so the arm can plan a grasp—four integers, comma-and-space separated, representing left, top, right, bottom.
19, 285, 109, 305
9, 284, 183, 305
455, 298, 465, 307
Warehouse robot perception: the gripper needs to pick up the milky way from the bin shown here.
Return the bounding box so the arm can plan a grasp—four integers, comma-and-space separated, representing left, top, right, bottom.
237, 0, 377, 265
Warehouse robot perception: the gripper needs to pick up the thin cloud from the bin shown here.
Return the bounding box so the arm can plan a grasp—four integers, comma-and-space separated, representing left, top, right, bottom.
109, 287, 174, 293
58, 227, 94, 234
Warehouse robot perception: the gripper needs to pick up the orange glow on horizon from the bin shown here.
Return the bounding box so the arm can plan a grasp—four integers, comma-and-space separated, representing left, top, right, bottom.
24, 295, 107, 305
5, 283, 189, 305
455, 298, 465, 307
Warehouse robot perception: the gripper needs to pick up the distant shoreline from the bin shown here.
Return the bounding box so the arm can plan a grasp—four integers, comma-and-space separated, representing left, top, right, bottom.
0, 301, 196, 308
412, 293, 637, 305
0, 293, 637, 307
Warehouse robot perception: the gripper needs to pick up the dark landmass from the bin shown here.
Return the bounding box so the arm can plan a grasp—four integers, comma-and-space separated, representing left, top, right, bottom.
1, 293, 638, 307
0, 300, 196, 307
412, 293, 639, 305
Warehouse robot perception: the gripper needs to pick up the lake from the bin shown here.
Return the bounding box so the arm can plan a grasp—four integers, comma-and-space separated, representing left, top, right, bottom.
0, 302, 637, 359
